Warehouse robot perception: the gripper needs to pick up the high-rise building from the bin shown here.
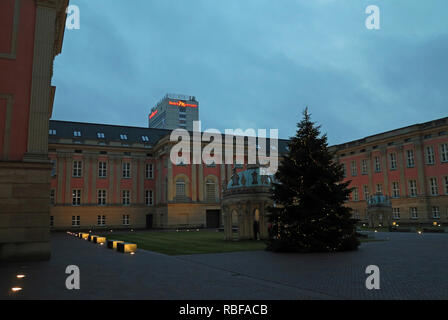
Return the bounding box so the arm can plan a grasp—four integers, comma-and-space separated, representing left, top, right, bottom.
149, 94, 199, 131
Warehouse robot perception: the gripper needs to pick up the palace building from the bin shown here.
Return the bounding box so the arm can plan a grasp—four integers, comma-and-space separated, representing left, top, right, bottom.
331, 117, 448, 227
47, 116, 448, 231
0, 0, 69, 261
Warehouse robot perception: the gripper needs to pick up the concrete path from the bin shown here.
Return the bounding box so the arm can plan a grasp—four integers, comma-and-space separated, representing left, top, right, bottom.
1, 231, 447, 299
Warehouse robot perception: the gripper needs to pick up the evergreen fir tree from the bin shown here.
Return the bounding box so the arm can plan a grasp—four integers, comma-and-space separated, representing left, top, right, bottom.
267, 108, 360, 253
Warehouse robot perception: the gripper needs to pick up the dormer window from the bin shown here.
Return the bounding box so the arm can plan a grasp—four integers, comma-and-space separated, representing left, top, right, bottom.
49, 129, 57, 135
73, 131, 81, 137
97, 132, 105, 139
142, 136, 149, 142
120, 134, 128, 140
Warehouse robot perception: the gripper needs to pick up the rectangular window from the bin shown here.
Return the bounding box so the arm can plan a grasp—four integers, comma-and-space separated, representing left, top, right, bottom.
389, 153, 397, 170
145, 190, 153, 206
374, 156, 381, 172
353, 209, 360, 220
97, 215, 106, 226
410, 207, 418, 219
352, 188, 359, 201
429, 178, 438, 196
72, 189, 81, 206
426, 146, 435, 165
361, 159, 368, 175
392, 182, 400, 198
406, 149, 415, 167
145, 163, 153, 179
376, 184, 382, 194
409, 180, 417, 197
72, 216, 80, 226
97, 190, 107, 206
176, 181, 186, 197
444, 176, 448, 195
122, 214, 130, 226
51, 160, 57, 177
73, 160, 82, 177
122, 162, 131, 178
392, 208, 400, 220
98, 161, 107, 178
50, 216, 54, 227
50, 189, 55, 205
122, 190, 130, 206
342, 163, 347, 178
363, 185, 369, 200
440, 143, 448, 162
432, 206, 440, 219
351, 161, 357, 177
73, 131, 81, 137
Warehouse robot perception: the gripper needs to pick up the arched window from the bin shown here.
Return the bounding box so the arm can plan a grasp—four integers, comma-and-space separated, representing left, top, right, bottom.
176, 178, 186, 198
206, 179, 216, 202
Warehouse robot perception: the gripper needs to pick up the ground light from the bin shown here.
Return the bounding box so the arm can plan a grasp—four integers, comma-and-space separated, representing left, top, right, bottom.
11, 287, 22, 292
16, 274, 26, 279
130, 252, 135, 255
418, 230, 423, 235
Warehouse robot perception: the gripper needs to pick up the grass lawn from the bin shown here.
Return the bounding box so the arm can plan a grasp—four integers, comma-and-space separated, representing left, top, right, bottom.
98, 230, 382, 255
99, 230, 267, 255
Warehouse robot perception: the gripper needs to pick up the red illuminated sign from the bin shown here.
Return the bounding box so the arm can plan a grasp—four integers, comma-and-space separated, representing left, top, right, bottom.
168, 100, 197, 108
149, 110, 158, 119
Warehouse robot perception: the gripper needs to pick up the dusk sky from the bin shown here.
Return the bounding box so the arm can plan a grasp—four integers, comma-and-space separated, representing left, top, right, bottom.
52, 0, 448, 145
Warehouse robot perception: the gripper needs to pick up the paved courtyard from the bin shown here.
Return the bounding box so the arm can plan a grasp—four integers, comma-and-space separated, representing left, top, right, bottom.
1, 231, 447, 299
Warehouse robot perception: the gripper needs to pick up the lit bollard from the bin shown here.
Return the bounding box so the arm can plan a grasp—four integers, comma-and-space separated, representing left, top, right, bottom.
116, 242, 137, 254
95, 236, 106, 245
107, 239, 124, 249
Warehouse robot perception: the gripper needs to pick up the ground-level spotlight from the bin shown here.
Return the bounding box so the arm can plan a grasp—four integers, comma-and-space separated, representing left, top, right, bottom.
11, 287, 22, 292
374, 230, 378, 233
418, 230, 423, 235
16, 274, 26, 279
196, 229, 199, 232
130, 252, 135, 255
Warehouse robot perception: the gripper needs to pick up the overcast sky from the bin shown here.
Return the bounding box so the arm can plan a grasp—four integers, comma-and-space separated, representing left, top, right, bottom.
52, 0, 448, 145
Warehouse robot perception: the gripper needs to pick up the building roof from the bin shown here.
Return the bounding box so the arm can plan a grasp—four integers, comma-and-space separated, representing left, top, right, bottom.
49, 120, 171, 146
49, 119, 292, 154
